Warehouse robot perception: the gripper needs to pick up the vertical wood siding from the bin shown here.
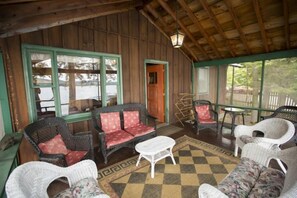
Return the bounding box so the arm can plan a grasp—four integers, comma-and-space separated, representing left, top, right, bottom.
0, 10, 192, 163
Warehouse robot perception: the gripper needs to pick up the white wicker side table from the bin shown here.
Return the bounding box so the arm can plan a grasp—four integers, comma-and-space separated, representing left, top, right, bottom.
135, 136, 176, 178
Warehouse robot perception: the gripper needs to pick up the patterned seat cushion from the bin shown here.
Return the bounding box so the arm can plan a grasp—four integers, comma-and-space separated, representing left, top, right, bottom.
65, 150, 87, 166
198, 118, 217, 124
248, 167, 285, 198
38, 134, 68, 155
218, 157, 263, 198
54, 177, 110, 198
105, 130, 134, 148
100, 112, 121, 133
124, 123, 154, 137
123, 111, 140, 129
195, 105, 211, 120
239, 135, 257, 144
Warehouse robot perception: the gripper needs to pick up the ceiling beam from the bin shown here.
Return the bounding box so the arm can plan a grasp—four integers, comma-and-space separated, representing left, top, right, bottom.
199, 0, 236, 57
224, 0, 251, 54
178, 0, 222, 59
0, 1, 140, 38
0, 0, 131, 22
252, 0, 269, 52
158, 0, 210, 60
283, 0, 290, 49
143, 5, 198, 61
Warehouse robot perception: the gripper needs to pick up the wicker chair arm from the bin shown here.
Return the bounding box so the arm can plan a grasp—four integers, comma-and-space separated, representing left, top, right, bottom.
146, 114, 157, 128
39, 153, 67, 167
198, 183, 228, 198
234, 125, 255, 137
71, 133, 93, 151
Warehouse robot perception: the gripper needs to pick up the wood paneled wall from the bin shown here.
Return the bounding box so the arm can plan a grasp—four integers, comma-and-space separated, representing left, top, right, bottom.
0, 10, 192, 163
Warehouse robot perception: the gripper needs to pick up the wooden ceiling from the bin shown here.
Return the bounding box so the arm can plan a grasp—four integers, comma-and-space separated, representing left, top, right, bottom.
0, 0, 296, 62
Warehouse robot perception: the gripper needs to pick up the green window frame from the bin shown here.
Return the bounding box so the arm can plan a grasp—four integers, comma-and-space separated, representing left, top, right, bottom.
22, 44, 123, 123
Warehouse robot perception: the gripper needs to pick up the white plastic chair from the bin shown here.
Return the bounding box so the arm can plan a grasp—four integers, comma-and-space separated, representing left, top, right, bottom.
5, 160, 101, 198
234, 118, 295, 173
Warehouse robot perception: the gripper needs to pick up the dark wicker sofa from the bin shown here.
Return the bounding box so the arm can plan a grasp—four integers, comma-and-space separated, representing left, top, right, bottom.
92, 103, 157, 164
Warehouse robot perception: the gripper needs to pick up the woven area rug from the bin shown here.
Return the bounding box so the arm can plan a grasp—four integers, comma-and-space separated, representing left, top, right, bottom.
98, 135, 239, 198
156, 125, 183, 136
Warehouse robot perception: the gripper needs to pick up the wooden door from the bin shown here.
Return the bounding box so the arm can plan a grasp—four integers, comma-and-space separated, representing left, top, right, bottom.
146, 64, 164, 122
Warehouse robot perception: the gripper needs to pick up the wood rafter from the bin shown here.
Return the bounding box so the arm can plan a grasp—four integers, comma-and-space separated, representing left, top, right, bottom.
157, 0, 210, 60
0, 1, 142, 38
143, 5, 198, 61
283, 0, 290, 49
252, 0, 269, 52
178, 0, 222, 59
199, 0, 236, 57
224, 0, 251, 54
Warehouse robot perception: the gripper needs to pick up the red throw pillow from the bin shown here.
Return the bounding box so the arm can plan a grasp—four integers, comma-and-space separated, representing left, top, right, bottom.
123, 111, 140, 129
195, 105, 211, 120
38, 134, 68, 155
100, 112, 121, 133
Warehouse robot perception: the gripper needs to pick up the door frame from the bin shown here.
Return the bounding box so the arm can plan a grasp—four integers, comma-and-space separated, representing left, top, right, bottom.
144, 59, 169, 123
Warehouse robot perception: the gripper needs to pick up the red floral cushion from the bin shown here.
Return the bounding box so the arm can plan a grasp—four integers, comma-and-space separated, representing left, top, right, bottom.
38, 134, 68, 155
65, 150, 87, 166
199, 118, 216, 124
123, 111, 140, 129
195, 105, 211, 120
105, 130, 134, 148
100, 112, 121, 133
125, 123, 154, 137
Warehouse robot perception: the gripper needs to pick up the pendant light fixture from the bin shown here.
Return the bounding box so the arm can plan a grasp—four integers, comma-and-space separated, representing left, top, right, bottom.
170, 1, 185, 48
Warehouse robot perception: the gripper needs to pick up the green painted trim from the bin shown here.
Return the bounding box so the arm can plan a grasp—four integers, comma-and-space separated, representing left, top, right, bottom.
22, 44, 122, 122
215, 66, 220, 112
101, 57, 107, 107
144, 59, 169, 123
194, 49, 297, 67
258, 60, 265, 121
0, 53, 13, 133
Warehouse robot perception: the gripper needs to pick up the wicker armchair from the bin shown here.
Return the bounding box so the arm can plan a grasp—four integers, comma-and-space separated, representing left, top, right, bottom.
261, 105, 297, 144
199, 143, 297, 198
192, 100, 219, 134
24, 117, 94, 167
5, 160, 109, 198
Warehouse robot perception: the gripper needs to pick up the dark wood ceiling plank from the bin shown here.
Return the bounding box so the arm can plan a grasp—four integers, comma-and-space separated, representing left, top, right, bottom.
283, 0, 290, 49
224, 0, 251, 54
199, 0, 236, 57
158, 0, 209, 59
143, 6, 198, 61
252, 0, 269, 52
178, 0, 222, 59
0, 0, 131, 22
0, 0, 40, 4
0, 1, 139, 38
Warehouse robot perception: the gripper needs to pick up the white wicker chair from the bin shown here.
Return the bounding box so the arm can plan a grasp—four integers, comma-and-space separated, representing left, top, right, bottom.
234, 118, 295, 173
199, 143, 297, 198
5, 160, 107, 198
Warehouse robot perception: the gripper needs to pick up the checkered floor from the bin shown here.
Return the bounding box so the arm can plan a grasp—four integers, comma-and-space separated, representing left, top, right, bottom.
106, 144, 238, 198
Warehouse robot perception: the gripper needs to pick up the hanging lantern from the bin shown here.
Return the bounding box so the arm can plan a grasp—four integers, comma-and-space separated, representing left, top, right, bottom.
171, 30, 185, 48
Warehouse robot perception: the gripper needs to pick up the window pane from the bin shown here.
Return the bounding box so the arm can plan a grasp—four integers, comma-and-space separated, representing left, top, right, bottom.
198, 68, 209, 94
57, 55, 101, 115
261, 57, 297, 116
105, 58, 118, 106
31, 53, 52, 85
36, 87, 55, 119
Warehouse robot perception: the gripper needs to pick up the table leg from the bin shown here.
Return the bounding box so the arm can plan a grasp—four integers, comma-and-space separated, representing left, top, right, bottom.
220, 111, 227, 132
136, 154, 142, 166
169, 147, 176, 165
151, 155, 155, 178
242, 113, 245, 125
231, 113, 236, 136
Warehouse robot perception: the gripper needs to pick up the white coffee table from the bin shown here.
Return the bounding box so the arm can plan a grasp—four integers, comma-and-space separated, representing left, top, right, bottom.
135, 136, 176, 178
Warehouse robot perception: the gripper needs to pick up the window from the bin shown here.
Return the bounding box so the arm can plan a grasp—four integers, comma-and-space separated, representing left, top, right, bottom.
198, 67, 209, 95
23, 45, 122, 122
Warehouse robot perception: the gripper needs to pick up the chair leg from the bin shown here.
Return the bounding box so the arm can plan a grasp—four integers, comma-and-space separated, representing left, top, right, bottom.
234, 144, 239, 157
276, 159, 287, 174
